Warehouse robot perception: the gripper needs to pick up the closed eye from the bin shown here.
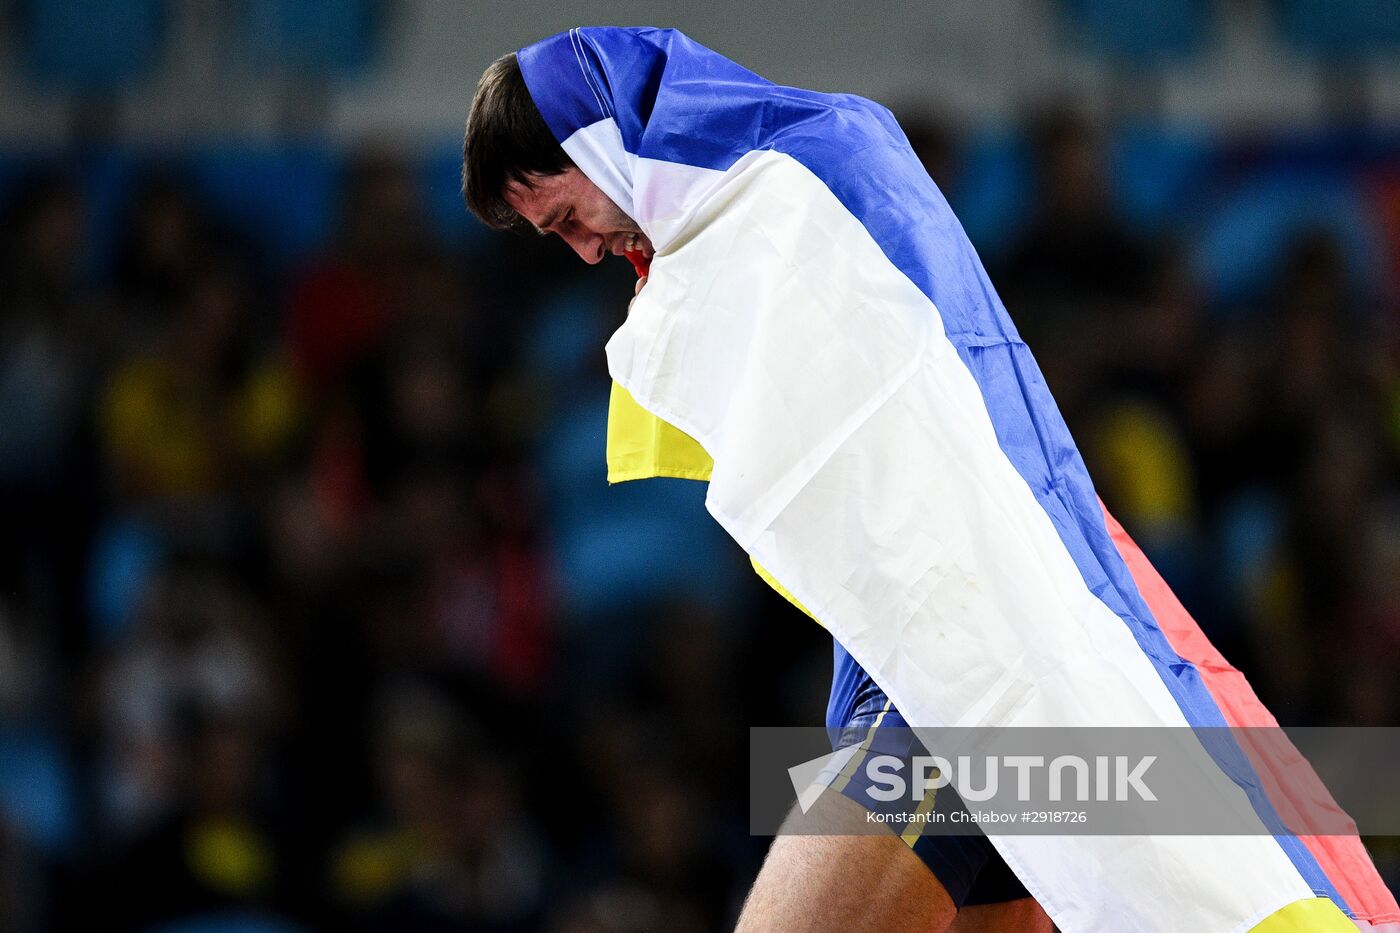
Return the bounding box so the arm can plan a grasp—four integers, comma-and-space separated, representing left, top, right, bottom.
534, 205, 572, 236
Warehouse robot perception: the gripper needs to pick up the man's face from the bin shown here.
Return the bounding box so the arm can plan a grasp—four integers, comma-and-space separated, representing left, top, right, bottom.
503, 167, 653, 265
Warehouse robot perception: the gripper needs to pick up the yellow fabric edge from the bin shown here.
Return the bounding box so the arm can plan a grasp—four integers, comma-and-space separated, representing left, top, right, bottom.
607, 380, 715, 480
749, 556, 822, 627
1247, 897, 1354, 933
605, 379, 822, 625
607, 467, 716, 484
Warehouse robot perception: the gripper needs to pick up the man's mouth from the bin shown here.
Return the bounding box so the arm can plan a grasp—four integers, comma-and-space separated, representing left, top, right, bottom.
621, 232, 652, 257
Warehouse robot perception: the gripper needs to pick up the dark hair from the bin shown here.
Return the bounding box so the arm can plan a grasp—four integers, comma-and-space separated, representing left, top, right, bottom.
461, 52, 573, 231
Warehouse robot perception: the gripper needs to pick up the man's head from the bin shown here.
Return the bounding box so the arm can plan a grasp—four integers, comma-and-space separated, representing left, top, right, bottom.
462, 53, 653, 265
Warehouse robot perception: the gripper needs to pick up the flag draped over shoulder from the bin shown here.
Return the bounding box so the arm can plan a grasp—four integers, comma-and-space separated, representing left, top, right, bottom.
517, 27, 1398, 933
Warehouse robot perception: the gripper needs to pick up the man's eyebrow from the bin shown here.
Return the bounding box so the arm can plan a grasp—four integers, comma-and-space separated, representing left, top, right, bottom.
534, 205, 564, 234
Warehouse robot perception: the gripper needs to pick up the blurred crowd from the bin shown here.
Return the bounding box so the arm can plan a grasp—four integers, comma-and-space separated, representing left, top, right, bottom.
0, 107, 1398, 932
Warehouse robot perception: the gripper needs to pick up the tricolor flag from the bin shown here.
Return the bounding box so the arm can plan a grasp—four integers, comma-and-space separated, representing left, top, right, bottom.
518, 26, 1399, 932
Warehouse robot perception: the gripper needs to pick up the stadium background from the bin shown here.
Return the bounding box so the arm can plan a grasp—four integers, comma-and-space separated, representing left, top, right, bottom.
1, 1, 1399, 930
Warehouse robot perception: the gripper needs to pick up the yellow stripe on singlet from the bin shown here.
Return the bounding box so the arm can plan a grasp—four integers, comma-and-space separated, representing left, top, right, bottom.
900, 773, 940, 848
825, 698, 937, 849
830, 699, 895, 794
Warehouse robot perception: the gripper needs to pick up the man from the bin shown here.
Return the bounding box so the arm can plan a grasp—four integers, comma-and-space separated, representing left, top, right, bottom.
462, 46, 1050, 933
463, 27, 1394, 933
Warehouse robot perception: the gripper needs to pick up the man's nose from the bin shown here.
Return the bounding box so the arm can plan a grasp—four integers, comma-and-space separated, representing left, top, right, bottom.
562, 229, 604, 264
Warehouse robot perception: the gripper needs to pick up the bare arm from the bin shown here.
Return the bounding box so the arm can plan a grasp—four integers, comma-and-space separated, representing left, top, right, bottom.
736, 792, 956, 933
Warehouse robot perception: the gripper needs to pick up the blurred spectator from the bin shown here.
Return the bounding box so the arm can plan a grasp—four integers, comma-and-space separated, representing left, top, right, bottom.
0, 173, 95, 488
330, 680, 547, 931
87, 562, 288, 837
113, 172, 258, 337
101, 256, 300, 503
360, 462, 555, 692
1078, 245, 1207, 600
74, 706, 308, 932
66, 559, 302, 931
998, 106, 1156, 339
898, 110, 961, 193
0, 170, 111, 671
286, 147, 429, 399
0, 597, 71, 933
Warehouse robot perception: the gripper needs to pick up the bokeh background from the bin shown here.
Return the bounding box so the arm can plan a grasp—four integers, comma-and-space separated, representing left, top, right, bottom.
2, 2, 1399, 931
